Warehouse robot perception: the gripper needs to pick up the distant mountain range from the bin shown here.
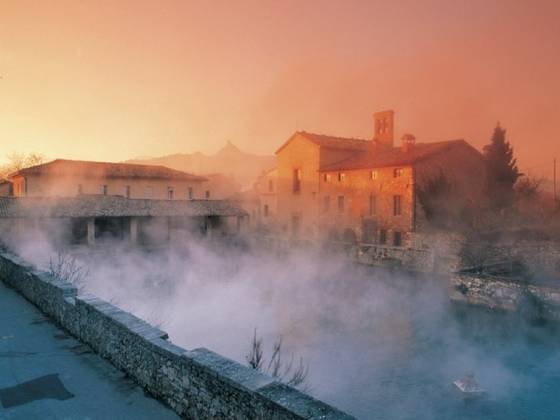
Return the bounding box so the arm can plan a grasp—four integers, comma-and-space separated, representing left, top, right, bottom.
126, 142, 276, 189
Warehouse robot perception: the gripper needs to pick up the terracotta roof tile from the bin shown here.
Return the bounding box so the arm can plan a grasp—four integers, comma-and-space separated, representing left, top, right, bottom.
275, 131, 370, 154
319, 139, 480, 171
298, 132, 370, 151
10, 159, 207, 182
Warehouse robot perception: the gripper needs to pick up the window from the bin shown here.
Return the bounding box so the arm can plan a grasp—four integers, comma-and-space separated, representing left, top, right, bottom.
188, 187, 193, 200
263, 204, 269, 217
379, 229, 387, 244
77, 184, 83, 195
323, 173, 331, 182
205, 190, 210, 199
338, 172, 345, 182
268, 179, 274, 192
145, 186, 153, 199
370, 170, 378, 180
167, 187, 174, 200
337, 195, 345, 212
101, 185, 108, 195
393, 195, 402, 216
293, 168, 302, 193
125, 185, 131, 198
393, 168, 403, 178
369, 194, 377, 216
323, 196, 330, 212
393, 231, 402, 247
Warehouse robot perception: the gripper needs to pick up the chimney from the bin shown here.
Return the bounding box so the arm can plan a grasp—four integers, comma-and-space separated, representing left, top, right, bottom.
373, 110, 395, 149
401, 133, 416, 152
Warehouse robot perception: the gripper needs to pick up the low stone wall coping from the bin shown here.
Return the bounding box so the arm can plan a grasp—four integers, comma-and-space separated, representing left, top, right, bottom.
0, 250, 355, 419
186, 347, 276, 392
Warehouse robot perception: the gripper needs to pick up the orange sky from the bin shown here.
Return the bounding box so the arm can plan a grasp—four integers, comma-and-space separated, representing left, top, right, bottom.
1, 0, 559, 176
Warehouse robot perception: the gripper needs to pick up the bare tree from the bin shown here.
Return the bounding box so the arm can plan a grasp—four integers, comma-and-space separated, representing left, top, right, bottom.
246, 328, 264, 370
246, 328, 309, 390
515, 175, 543, 201
0, 152, 45, 180
48, 252, 88, 290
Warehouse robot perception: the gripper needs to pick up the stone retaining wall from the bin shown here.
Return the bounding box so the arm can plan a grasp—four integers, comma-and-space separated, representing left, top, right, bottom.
450, 274, 560, 321
0, 251, 354, 419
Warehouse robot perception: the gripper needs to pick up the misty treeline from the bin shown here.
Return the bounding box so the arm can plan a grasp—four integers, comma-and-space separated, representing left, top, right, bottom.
418, 123, 558, 235
0, 152, 45, 180
417, 123, 559, 277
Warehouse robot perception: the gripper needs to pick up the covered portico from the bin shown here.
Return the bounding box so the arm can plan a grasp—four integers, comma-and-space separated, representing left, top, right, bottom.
0, 195, 248, 248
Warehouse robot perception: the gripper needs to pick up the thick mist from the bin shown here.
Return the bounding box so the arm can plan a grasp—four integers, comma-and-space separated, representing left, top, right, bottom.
3, 227, 559, 420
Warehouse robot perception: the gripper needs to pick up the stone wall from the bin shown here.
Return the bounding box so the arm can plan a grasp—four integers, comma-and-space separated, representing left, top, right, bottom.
318, 165, 414, 246
250, 234, 454, 274
450, 274, 560, 321
0, 251, 354, 420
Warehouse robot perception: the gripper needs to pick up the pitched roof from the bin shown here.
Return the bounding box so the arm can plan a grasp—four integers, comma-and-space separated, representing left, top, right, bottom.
9, 159, 207, 182
319, 139, 481, 171
275, 131, 370, 154
0, 196, 246, 219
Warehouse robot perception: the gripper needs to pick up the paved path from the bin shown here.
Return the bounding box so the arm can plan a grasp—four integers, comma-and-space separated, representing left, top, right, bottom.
0, 281, 178, 420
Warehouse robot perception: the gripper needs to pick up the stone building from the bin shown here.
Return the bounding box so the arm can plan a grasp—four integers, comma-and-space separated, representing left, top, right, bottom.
0, 180, 12, 197
0, 195, 247, 247
274, 110, 486, 246
7, 159, 209, 200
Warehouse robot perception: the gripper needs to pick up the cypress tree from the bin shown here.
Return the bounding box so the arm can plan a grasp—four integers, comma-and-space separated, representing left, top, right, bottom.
483, 123, 521, 210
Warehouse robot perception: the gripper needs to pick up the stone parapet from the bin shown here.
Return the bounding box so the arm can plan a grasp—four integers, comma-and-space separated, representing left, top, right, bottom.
0, 251, 355, 420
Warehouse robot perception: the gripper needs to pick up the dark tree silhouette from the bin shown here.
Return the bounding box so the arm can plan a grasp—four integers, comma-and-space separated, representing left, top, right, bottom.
417, 171, 455, 228
483, 124, 521, 210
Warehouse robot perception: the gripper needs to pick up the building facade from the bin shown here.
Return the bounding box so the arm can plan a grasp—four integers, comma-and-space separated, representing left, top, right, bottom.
274, 110, 487, 246
8, 159, 209, 200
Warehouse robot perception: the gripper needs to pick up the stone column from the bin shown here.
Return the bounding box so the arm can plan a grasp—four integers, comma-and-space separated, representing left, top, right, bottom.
206, 216, 213, 240
87, 218, 96, 245
130, 217, 139, 244
236, 215, 247, 233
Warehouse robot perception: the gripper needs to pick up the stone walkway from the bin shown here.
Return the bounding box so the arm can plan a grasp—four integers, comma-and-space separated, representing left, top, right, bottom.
0, 281, 178, 420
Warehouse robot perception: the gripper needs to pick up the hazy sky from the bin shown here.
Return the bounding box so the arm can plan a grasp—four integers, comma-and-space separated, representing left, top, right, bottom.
1, 0, 559, 175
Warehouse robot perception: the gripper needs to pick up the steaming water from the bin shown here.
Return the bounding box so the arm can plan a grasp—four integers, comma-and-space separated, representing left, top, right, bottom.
24, 242, 560, 420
